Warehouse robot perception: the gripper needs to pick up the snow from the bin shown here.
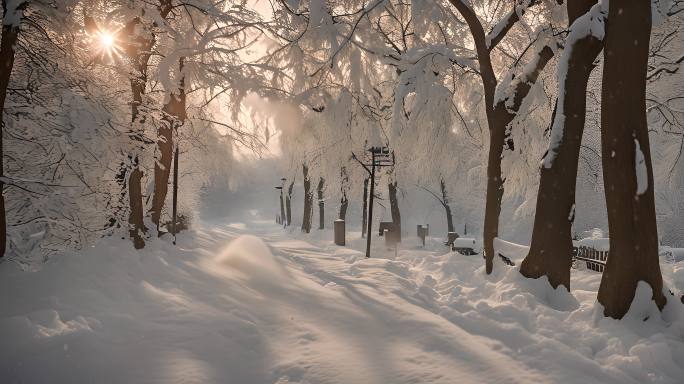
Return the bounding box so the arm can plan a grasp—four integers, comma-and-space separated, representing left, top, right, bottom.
575, 237, 611, 252
635, 138, 649, 195
2, 219, 684, 383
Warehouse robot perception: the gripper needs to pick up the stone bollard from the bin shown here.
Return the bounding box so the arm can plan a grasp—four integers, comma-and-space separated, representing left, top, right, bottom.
385, 228, 399, 248
334, 219, 345, 246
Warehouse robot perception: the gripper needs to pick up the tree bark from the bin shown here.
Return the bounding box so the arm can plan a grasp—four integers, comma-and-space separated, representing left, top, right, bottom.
302, 165, 312, 233
388, 180, 401, 242
520, 0, 603, 290
440, 178, 455, 233
286, 181, 293, 226
362, 177, 368, 237
317, 177, 325, 230
597, 0, 666, 318
151, 59, 186, 232
128, 164, 145, 249
0, 0, 26, 259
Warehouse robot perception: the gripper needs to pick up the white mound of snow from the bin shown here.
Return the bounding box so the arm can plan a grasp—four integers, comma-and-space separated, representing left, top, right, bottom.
214, 234, 286, 283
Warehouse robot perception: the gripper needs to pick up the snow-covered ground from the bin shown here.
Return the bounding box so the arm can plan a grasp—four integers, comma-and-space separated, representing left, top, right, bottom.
2, 219, 684, 384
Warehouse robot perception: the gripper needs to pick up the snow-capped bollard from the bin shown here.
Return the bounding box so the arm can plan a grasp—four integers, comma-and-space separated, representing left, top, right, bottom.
334, 219, 345, 246
385, 228, 399, 247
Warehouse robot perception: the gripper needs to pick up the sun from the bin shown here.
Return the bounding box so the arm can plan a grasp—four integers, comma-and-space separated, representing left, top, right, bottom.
100, 32, 114, 48
92, 29, 122, 61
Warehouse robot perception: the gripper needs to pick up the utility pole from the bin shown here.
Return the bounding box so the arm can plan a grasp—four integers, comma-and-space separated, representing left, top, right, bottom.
352, 146, 395, 258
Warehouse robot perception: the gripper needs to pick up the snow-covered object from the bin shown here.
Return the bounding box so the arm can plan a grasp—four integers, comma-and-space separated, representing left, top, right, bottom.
660, 247, 684, 263
452, 237, 478, 250
575, 237, 610, 251
635, 138, 649, 195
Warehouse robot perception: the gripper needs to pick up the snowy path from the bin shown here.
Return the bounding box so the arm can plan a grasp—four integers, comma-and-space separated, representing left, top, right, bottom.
2, 220, 684, 383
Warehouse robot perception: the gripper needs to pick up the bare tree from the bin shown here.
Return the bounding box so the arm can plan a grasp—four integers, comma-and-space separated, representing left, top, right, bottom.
418, 177, 455, 234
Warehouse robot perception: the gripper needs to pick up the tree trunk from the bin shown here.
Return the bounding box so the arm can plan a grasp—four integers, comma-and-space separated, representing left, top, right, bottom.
339, 194, 348, 221
128, 165, 145, 249
151, 59, 186, 232
388, 180, 401, 242
440, 178, 454, 233
597, 0, 665, 318
339, 167, 349, 220
286, 181, 293, 226
362, 177, 368, 237
126, 74, 147, 249
301, 165, 312, 233
0, 1, 25, 259
520, 0, 603, 290
317, 177, 325, 230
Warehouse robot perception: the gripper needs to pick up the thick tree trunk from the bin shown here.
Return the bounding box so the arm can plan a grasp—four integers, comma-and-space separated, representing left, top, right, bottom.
520, 0, 603, 289
286, 181, 293, 226
597, 1, 665, 318
440, 179, 454, 233
317, 177, 325, 230
301, 165, 312, 233
388, 181, 401, 242
0, 1, 25, 259
362, 178, 368, 237
151, 59, 186, 231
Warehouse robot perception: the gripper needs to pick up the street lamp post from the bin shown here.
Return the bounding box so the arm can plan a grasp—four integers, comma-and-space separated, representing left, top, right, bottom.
352, 146, 395, 258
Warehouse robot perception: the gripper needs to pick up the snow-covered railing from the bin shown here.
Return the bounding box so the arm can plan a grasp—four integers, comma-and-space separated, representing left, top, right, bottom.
574, 245, 608, 273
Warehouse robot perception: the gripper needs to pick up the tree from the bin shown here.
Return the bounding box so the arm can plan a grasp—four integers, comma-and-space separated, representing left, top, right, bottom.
447, 0, 557, 273
302, 164, 313, 233
286, 181, 294, 226
150, 58, 186, 232
339, 167, 349, 220
388, 179, 401, 242
418, 177, 455, 234
0, 0, 28, 259
597, 0, 666, 318
520, 0, 605, 290
317, 177, 325, 229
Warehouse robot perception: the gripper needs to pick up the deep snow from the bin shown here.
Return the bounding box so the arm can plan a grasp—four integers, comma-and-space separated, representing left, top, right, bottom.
2, 219, 684, 384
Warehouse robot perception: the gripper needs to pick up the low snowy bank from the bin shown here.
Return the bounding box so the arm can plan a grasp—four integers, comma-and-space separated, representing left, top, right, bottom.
1, 220, 684, 383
